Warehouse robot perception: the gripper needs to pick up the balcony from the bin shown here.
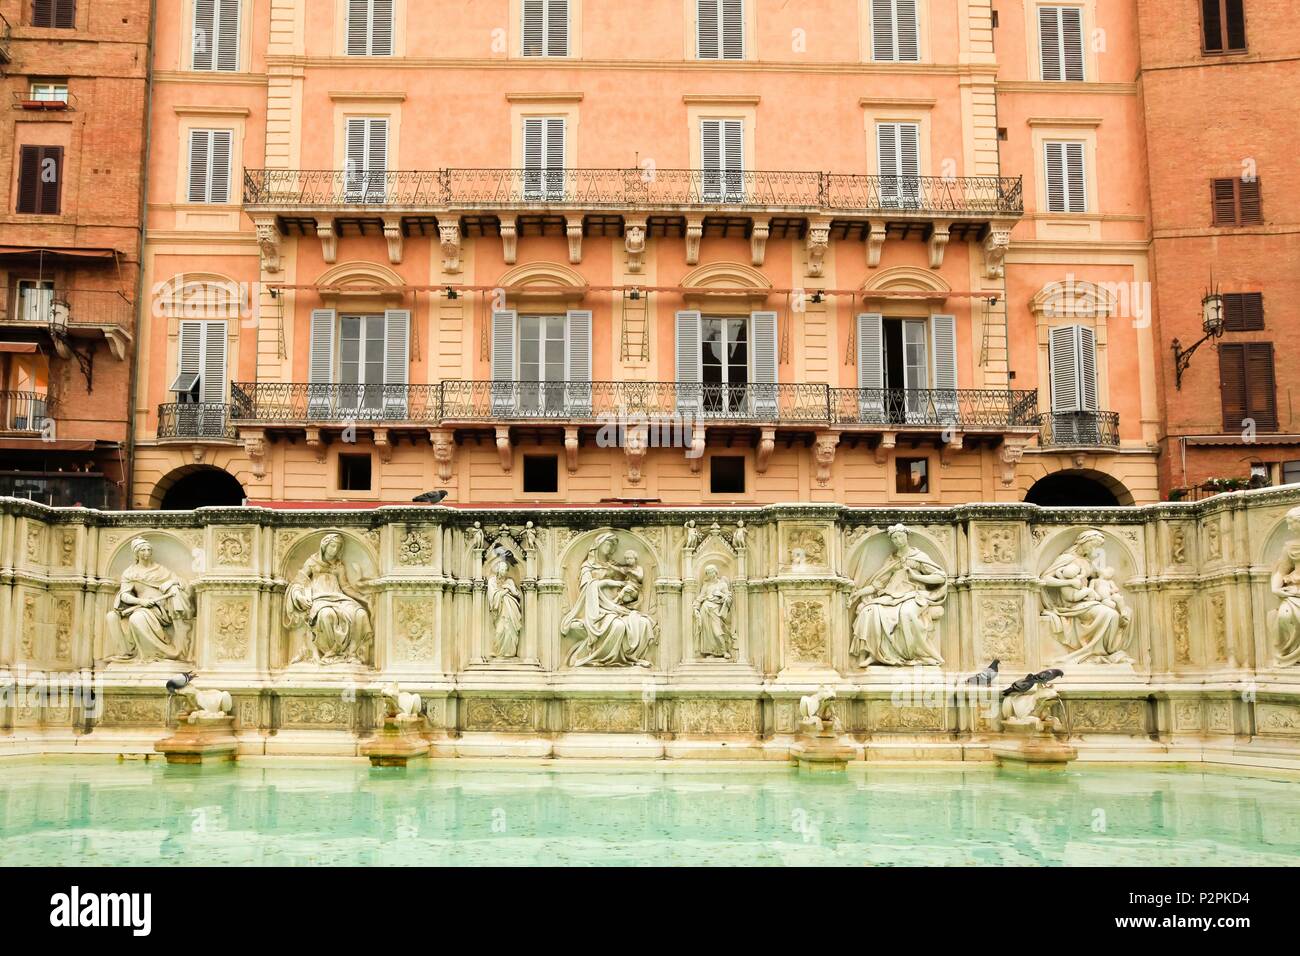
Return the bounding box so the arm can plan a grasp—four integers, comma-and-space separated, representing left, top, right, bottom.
1, 289, 134, 364
1037, 410, 1121, 448
244, 168, 1023, 271
0, 13, 11, 66
157, 402, 238, 441
0, 472, 118, 509
0, 390, 52, 433
224, 380, 1040, 432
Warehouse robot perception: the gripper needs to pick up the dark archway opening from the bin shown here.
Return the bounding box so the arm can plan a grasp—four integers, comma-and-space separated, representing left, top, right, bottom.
157, 467, 246, 510
1025, 470, 1132, 507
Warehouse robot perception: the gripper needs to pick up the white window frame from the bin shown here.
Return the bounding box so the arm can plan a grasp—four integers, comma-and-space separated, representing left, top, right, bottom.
1038, 5, 1085, 81
1043, 140, 1088, 213
186, 129, 234, 204
697, 0, 745, 60
346, 0, 394, 56
29, 81, 69, 103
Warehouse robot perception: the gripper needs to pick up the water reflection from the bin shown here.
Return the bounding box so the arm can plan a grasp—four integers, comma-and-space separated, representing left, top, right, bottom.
0, 762, 1296, 866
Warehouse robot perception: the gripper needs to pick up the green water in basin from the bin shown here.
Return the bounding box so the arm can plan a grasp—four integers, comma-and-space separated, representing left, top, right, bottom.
1, 760, 1297, 866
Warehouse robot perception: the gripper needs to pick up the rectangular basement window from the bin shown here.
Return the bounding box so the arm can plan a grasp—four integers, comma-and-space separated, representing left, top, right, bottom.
710, 455, 746, 494
523, 454, 558, 493
338, 453, 372, 491
895, 457, 930, 494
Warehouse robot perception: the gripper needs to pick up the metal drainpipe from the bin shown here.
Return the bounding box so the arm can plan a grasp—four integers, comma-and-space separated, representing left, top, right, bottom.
125, 0, 158, 511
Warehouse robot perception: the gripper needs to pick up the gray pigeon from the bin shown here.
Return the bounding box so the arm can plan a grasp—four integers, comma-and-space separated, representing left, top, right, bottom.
413, 490, 448, 504
1033, 668, 1065, 684
963, 659, 1000, 686
165, 672, 196, 695
490, 545, 518, 566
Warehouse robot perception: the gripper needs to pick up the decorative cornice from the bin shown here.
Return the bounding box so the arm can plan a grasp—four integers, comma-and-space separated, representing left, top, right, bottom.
328, 91, 407, 102
172, 105, 252, 117
506, 91, 584, 103
682, 93, 761, 105
858, 96, 937, 109
1026, 116, 1104, 128
998, 81, 1137, 95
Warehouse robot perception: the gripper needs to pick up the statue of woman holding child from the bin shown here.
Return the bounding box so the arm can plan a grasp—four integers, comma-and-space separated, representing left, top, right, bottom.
560, 532, 657, 667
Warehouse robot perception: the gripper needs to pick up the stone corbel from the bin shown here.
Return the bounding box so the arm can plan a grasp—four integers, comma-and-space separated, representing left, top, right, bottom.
874, 431, 896, 465
305, 426, 326, 463
866, 219, 887, 268
241, 430, 267, 479
927, 220, 951, 269
564, 426, 579, 474
983, 223, 1012, 279
317, 220, 338, 264
500, 218, 518, 265
373, 428, 392, 463
940, 431, 963, 466
813, 431, 840, 486
687, 424, 706, 473
104, 328, 131, 361
383, 216, 404, 265
439, 222, 462, 274
756, 427, 776, 474
750, 218, 770, 267
253, 217, 282, 274
429, 428, 455, 481
566, 216, 584, 264
805, 219, 830, 278
999, 438, 1030, 487
623, 425, 647, 484
624, 219, 646, 274
685, 216, 704, 266
495, 426, 512, 471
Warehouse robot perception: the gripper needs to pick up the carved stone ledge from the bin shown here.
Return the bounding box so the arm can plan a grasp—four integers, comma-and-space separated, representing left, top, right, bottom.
927, 220, 951, 269
685, 216, 703, 266
756, 427, 776, 474
567, 216, 584, 264
867, 219, 887, 268
439, 222, 462, 274
874, 431, 896, 465
253, 216, 282, 274
317, 220, 338, 264
805, 219, 830, 278
564, 426, 579, 474
624, 219, 646, 274
501, 218, 518, 265
383, 216, 404, 265
430, 428, 455, 481
751, 218, 770, 267
495, 426, 513, 471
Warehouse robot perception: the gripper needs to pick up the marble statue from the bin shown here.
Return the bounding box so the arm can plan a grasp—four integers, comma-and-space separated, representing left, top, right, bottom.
561, 531, 657, 667
1039, 529, 1133, 665
467, 521, 485, 551
521, 521, 538, 553
105, 537, 194, 663
174, 684, 233, 722
487, 559, 523, 659
1000, 670, 1065, 734
799, 685, 836, 732
849, 524, 947, 666
684, 519, 700, 552
284, 533, 374, 665
381, 681, 423, 719
693, 564, 735, 659
1269, 505, 1300, 667
732, 520, 747, 551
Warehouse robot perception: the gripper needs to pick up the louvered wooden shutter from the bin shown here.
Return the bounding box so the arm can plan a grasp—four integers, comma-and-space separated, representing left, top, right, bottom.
18, 146, 63, 215
930, 313, 958, 421
857, 313, 885, 421
188, 131, 210, 202
491, 309, 518, 413
382, 309, 409, 417
307, 309, 336, 418
872, 0, 918, 61
750, 311, 778, 417
676, 310, 702, 413
193, 0, 216, 70
1048, 325, 1080, 413
1223, 292, 1264, 331
522, 0, 544, 55
209, 131, 232, 203
32, 0, 75, 28
1219, 343, 1248, 430
1061, 7, 1084, 80
176, 321, 203, 393
1237, 177, 1261, 223
697, 0, 719, 58
700, 118, 745, 201
545, 117, 565, 197
17, 147, 41, 214
1044, 142, 1086, 212
201, 321, 228, 403
1040, 7, 1084, 81
215, 0, 240, 70
878, 123, 918, 207
347, 0, 369, 54
1077, 325, 1097, 411
348, 0, 394, 56
721, 0, 743, 58
547, 0, 569, 56
1244, 343, 1277, 430
344, 117, 386, 201
565, 309, 592, 414
1211, 178, 1237, 224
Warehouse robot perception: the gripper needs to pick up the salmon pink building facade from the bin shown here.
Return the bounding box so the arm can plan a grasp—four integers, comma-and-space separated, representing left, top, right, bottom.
131, 0, 1160, 509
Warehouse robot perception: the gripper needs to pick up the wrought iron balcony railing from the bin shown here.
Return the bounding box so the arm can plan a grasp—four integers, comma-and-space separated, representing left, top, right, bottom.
830, 388, 1041, 428
229, 382, 442, 423
157, 402, 238, 440
0, 390, 53, 433
222, 381, 1043, 430
243, 168, 1025, 217
3, 289, 134, 332
0, 13, 12, 65
1037, 410, 1121, 447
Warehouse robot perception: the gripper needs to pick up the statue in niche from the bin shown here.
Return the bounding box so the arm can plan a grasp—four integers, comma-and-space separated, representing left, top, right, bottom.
694, 564, 735, 660
104, 537, 194, 663
849, 524, 947, 667
284, 533, 374, 665
1268, 505, 1300, 667
561, 531, 657, 667
1038, 529, 1134, 665
467, 522, 485, 552
684, 520, 700, 552
732, 520, 747, 551
487, 559, 523, 659
521, 521, 538, 553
